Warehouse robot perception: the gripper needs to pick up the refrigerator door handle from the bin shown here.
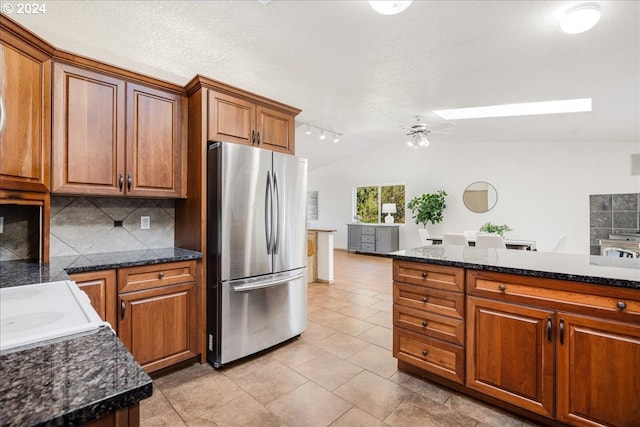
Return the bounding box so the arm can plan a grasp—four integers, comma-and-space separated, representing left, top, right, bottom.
273, 171, 280, 255
265, 171, 272, 254
230, 272, 305, 292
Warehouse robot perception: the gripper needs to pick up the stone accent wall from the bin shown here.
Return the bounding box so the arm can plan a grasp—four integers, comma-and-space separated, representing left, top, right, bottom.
589, 193, 640, 255
50, 196, 175, 256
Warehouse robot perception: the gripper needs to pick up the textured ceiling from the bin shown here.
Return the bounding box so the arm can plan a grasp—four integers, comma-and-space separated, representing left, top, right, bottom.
6, 0, 640, 169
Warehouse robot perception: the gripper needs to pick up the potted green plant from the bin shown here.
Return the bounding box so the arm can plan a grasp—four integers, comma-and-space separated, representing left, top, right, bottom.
407, 190, 448, 228
479, 222, 512, 237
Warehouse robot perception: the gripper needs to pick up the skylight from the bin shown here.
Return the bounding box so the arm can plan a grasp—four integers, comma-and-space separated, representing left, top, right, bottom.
433, 98, 592, 120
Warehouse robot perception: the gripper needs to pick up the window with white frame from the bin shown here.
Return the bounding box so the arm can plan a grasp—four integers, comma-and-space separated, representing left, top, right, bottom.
354, 184, 405, 224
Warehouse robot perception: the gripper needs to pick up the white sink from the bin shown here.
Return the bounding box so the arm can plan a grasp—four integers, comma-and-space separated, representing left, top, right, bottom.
0, 280, 105, 352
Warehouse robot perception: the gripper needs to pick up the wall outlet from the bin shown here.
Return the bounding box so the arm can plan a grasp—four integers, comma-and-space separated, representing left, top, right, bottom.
140, 216, 150, 230
0, 216, 3, 234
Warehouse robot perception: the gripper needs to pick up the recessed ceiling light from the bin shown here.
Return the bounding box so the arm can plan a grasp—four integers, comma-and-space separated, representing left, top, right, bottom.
561, 3, 601, 34
369, 1, 412, 16
433, 98, 592, 120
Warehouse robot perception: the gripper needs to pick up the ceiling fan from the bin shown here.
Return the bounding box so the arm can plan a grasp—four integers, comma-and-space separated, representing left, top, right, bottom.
403, 116, 454, 148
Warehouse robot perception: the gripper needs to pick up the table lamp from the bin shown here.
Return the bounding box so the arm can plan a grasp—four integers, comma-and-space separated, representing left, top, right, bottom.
382, 203, 397, 223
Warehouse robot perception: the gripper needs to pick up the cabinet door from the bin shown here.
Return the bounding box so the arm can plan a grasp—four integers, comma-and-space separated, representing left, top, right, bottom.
126, 83, 186, 198
70, 269, 117, 329
256, 105, 294, 154
119, 282, 197, 373
0, 41, 51, 192
557, 313, 640, 427
52, 62, 125, 195
375, 227, 398, 253
207, 91, 255, 145
348, 225, 362, 252
466, 297, 555, 418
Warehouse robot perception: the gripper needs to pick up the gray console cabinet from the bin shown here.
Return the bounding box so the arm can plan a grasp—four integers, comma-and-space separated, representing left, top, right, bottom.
347, 224, 399, 254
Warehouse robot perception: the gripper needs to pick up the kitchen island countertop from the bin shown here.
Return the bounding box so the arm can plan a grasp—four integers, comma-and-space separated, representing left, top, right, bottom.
391, 245, 640, 289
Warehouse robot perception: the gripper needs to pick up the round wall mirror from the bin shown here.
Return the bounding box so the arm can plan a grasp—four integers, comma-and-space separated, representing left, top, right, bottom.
463, 181, 498, 213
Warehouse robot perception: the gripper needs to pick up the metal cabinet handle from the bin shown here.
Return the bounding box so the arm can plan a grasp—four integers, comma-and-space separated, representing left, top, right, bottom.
119, 173, 124, 191
546, 317, 552, 342
421, 272, 428, 278
121, 301, 126, 320
617, 301, 627, 311
422, 296, 428, 303
256, 131, 261, 145
158, 272, 165, 279
422, 350, 428, 357
559, 319, 565, 345
251, 130, 256, 145
127, 173, 132, 191
422, 320, 428, 328
498, 284, 506, 292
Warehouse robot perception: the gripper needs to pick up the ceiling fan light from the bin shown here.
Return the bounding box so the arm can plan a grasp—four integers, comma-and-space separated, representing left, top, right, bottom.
369, 1, 412, 16
561, 3, 601, 34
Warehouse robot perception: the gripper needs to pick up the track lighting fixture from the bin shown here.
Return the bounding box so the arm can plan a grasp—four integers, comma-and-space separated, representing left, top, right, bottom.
298, 122, 343, 143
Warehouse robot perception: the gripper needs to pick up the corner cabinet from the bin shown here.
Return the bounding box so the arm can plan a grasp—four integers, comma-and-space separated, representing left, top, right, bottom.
348, 224, 399, 254
206, 86, 297, 155
0, 17, 52, 193
52, 62, 187, 198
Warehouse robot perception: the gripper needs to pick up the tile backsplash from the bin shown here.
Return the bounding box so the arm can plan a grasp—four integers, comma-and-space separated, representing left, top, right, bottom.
0, 205, 41, 261
589, 193, 639, 255
50, 196, 175, 256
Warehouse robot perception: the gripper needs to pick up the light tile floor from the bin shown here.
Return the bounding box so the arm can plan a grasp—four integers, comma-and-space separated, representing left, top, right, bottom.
142, 251, 543, 427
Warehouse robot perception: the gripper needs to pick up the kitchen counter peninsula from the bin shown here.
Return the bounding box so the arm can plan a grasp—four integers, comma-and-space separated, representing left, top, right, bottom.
0, 326, 152, 427
389, 245, 639, 427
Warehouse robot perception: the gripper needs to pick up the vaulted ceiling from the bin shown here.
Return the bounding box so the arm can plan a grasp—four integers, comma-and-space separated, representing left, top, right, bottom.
7, 1, 640, 169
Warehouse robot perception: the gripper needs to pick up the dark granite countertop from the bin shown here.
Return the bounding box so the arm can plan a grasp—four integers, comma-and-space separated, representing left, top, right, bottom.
0, 247, 202, 288
0, 326, 152, 427
390, 246, 640, 289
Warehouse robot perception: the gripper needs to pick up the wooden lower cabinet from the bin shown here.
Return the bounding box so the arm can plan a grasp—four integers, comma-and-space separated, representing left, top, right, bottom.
466, 296, 555, 418
118, 261, 198, 373
83, 403, 139, 427
70, 269, 117, 328
556, 313, 640, 427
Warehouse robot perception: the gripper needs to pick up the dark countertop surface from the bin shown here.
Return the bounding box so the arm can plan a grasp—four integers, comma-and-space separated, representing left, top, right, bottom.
390, 245, 640, 289
0, 326, 152, 427
0, 247, 202, 288
0, 247, 202, 425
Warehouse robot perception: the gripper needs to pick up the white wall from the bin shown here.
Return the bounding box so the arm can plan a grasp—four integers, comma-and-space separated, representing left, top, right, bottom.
307, 141, 640, 254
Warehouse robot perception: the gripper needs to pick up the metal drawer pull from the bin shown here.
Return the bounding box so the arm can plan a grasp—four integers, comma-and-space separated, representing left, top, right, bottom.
546, 317, 552, 342
422, 320, 428, 327
422, 296, 428, 303
498, 284, 506, 292
158, 272, 165, 279
422, 350, 428, 357
421, 272, 428, 278
617, 301, 627, 311
121, 301, 126, 319
559, 319, 565, 345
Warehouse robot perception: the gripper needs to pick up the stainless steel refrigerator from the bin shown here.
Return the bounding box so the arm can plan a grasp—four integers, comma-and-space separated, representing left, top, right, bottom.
206, 141, 308, 368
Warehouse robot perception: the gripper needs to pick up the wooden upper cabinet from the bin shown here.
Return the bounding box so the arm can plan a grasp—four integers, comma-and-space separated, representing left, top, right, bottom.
126, 83, 186, 198
256, 105, 294, 153
207, 91, 255, 144
0, 35, 51, 192
207, 90, 295, 154
52, 62, 186, 198
52, 62, 125, 195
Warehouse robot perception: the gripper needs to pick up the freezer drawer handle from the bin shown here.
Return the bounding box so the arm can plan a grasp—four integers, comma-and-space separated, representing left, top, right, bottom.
231, 272, 305, 292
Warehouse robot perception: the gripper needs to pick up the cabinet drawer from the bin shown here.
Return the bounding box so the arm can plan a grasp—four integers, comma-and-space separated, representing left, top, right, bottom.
394, 261, 464, 293
361, 226, 375, 235
361, 234, 375, 243
118, 260, 197, 293
361, 243, 375, 251
393, 327, 464, 384
394, 283, 465, 320
394, 305, 464, 345
467, 270, 640, 320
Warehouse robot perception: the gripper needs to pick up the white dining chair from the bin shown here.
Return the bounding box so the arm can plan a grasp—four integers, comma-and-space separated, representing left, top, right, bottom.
475, 234, 506, 249
442, 233, 469, 246
418, 228, 432, 246
552, 234, 567, 252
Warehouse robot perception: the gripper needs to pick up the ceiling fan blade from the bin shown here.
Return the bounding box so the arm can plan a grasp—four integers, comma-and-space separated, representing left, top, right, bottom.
429, 130, 453, 135
427, 122, 455, 130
